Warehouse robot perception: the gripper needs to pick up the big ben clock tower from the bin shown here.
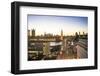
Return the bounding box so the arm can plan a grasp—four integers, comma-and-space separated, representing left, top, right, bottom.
61, 29, 63, 40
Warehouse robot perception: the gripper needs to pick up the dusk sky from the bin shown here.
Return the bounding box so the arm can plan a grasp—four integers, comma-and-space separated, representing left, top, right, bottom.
28, 15, 88, 36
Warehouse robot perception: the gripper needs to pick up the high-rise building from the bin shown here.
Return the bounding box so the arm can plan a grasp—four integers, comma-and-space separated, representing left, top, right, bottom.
32, 29, 35, 37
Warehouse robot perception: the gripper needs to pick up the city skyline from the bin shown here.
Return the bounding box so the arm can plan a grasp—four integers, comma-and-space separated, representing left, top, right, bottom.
28, 29, 87, 37
28, 15, 88, 35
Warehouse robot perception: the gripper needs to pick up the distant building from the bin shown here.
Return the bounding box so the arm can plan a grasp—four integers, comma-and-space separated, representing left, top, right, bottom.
43, 32, 53, 37
61, 29, 63, 40
60, 29, 64, 51
74, 32, 79, 42
83, 32, 85, 35
32, 29, 35, 37
79, 32, 80, 37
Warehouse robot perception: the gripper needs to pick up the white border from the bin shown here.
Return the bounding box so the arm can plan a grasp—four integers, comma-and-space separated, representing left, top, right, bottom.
20, 6, 95, 70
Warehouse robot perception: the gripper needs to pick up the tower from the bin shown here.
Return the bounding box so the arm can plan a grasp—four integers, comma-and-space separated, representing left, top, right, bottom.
83, 32, 85, 35
79, 32, 80, 37
32, 29, 35, 37
61, 29, 63, 40
61, 29, 64, 51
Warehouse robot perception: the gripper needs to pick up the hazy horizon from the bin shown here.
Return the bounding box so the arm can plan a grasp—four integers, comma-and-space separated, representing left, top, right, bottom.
28, 15, 88, 36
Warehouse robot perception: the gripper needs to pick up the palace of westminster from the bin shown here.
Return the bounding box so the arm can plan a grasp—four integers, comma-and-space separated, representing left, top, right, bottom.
28, 29, 87, 60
